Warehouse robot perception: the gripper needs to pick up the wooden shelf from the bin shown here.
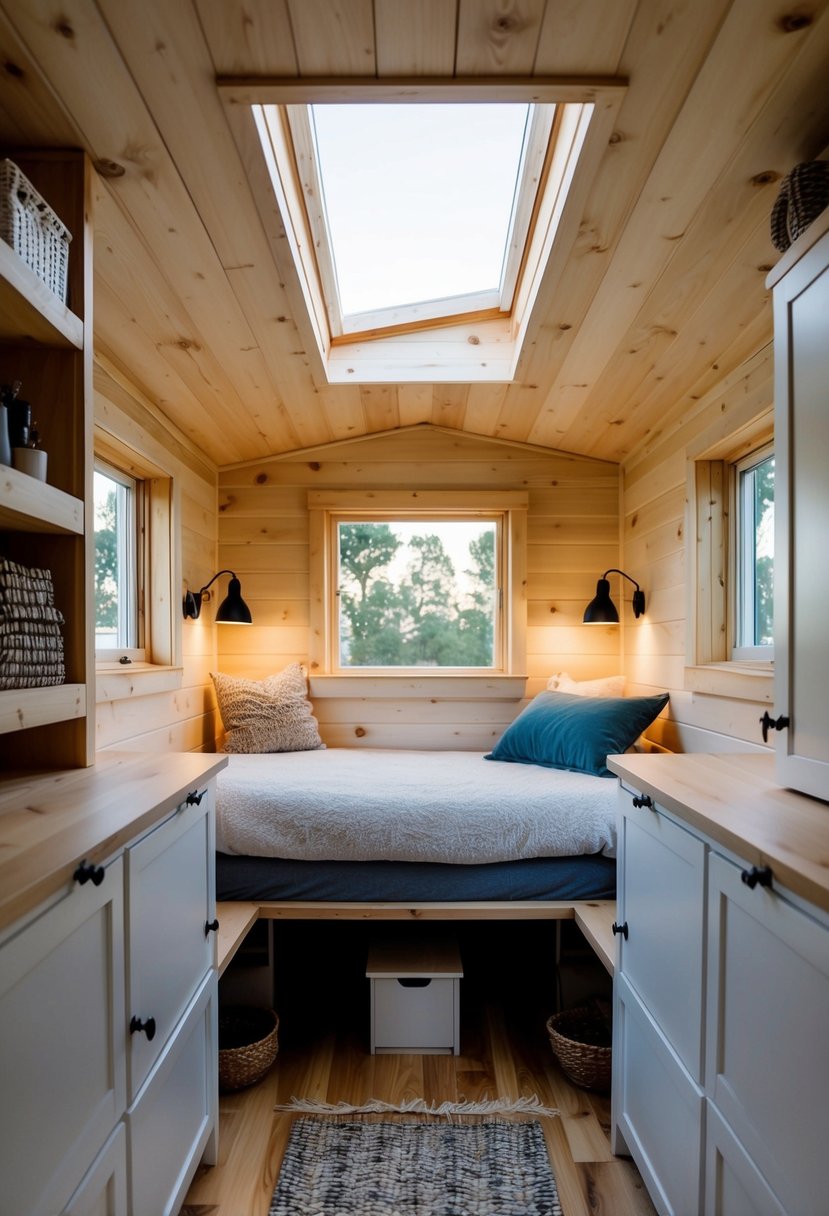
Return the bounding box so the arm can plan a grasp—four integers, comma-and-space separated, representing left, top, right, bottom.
0, 238, 83, 348
0, 463, 84, 534
0, 683, 86, 736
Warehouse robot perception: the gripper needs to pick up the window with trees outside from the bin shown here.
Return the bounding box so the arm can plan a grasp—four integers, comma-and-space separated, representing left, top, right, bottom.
94, 460, 144, 658
309, 492, 527, 679
733, 445, 774, 659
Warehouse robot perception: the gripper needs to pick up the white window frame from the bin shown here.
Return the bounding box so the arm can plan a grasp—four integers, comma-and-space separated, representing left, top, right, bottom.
308, 490, 528, 694
732, 443, 774, 661
284, 101, 556, 340
93, 458, 145, 662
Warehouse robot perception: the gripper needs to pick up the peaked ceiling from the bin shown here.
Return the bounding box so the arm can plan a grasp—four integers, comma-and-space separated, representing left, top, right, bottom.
0, 0, 827, 469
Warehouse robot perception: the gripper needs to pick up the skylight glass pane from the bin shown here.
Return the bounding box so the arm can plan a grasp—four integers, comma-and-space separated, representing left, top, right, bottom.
310, 103, 530, 318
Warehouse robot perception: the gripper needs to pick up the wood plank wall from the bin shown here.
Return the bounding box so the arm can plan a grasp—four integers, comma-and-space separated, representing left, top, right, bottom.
93, 362, 220, 754
217, 427, 621, 751
621, 346, 774, 754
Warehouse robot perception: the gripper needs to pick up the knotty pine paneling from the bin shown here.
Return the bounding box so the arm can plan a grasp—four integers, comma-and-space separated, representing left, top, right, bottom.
217, 427, 621, 751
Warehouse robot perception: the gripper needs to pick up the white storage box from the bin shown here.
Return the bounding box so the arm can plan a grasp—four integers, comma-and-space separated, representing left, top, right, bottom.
367, 935, 462, 1055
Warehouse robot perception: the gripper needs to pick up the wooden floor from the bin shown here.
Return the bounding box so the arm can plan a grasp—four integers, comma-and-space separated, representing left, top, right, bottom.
182, 921, 656, 1216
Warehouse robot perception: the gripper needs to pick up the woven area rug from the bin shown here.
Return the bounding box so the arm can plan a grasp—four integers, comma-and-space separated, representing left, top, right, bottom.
269, 1117, 563, 1215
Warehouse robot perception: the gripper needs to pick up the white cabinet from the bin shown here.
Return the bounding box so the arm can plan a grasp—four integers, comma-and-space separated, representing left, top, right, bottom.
706, 852, 829, 1216
612, 774, 829, 1216
0, 858, 125, 1216
0, 779, 218, 1216
769, 217, 829, 800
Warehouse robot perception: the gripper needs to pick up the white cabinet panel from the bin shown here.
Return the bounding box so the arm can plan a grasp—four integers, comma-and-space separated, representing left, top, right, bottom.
704, 1103, 786, 1216
126, 793, 213, 1100
62, 1124, 128, 1216
617, 790, 706, 1079
0, 859, 125, 1216
772, 224, 829, 799
706, 852, 829, 1216
372, 977, 458, 1053
128, 973, 217, 1216
613, 974, 703, 1216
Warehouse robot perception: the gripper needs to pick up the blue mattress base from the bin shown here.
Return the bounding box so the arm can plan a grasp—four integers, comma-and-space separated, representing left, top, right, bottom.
215, 852, 616, 904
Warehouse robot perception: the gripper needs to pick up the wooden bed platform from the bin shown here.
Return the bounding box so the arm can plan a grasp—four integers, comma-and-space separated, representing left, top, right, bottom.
216, 898, 617, 979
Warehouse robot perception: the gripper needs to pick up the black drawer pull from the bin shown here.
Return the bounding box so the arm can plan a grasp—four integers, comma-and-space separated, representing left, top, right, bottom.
741, 865, 773, 890
73, 859, 105, 887
205, 918, 220, 936
611, 921, 628, 940
760, 711, 789, 743
632, 794, 653, 809
185, 789, 204, 806
130, 1015, 156, 1041
397, 978, 432, 988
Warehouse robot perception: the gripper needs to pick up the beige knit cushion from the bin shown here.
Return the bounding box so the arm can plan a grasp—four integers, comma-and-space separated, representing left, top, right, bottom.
211, 663, 324, 753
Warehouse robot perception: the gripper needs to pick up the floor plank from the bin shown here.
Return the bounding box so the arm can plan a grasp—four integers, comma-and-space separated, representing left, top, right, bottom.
183, 920, 656, 1216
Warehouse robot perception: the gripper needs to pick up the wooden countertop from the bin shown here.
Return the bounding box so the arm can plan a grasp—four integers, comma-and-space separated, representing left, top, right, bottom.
607, 752, 829, 916
0, 750, 228, 934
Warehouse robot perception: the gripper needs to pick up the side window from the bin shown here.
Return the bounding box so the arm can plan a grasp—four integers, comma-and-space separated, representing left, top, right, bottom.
94, 461, 145, 659
733, 445, 774, 659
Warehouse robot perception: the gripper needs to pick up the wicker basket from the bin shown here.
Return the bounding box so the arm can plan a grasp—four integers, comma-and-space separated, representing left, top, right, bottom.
0, 158, 71, 301
546, 1005, 612, 1092
218, 1007, 279, 1091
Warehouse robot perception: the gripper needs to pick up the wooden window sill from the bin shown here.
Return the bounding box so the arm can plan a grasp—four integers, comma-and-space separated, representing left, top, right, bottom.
684, 663, 773, 702
96, 663, 183, 703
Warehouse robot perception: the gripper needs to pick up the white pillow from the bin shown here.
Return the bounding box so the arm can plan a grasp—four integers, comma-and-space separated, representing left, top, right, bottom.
546, 671, 626, 698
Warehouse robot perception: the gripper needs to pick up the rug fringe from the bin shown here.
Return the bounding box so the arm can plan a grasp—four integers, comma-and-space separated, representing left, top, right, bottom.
274, 1095, 560, 1118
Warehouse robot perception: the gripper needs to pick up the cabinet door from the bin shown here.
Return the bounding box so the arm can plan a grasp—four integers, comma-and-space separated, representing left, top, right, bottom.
773, 226, 829, 799
706, 852, 829, 1216
704, 1103, 786, 1216
62, 1124, 128, 1216
0, 859, 125, 1216
127, 973, 217, 1216
126, 791, 214, 1100
617, 789, 706, 1079
613, 974, 704, 1216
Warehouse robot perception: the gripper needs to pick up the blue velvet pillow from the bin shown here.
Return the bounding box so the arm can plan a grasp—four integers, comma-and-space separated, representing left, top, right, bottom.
485, 690, 669, 777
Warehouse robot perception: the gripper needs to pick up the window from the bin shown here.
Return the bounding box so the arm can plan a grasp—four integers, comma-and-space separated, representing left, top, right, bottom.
335, 518, 499, 669
224, 78, 625, 383
292, 102, 546, 337
733, 445, 774, 658
94, 461, 144, 658
308, 491, 527, 684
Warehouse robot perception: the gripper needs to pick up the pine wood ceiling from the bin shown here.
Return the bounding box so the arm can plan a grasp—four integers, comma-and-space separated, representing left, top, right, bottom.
0, 0, 827, 468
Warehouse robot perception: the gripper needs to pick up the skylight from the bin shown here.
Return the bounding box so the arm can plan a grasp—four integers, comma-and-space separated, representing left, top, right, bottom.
309, 103, 531, 325
232, 78, 626, 382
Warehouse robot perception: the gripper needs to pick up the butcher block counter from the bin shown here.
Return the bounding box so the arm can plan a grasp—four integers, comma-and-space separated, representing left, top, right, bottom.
0, 750, 227, 934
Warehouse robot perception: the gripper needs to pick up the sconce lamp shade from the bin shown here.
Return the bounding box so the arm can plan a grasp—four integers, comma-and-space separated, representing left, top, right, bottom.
183, 569, 252, 623
583, 569, 645, 623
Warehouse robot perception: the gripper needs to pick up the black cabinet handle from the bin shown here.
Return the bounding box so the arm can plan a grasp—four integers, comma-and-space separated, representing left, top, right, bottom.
205, 918, 220, 936
632, 794, 653, 809
760, 711, 789, 743
741, 865, 773, 890
73, 859, 105, 887
611, 921, 629, 939
129, 1015, 156, 1041
185, 790, 204, 806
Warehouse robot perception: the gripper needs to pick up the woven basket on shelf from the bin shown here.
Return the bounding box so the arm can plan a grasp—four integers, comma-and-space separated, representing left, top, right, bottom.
0, 158, 72, 301
218, 1007, 279, 1091
546, 1004, 612, 1092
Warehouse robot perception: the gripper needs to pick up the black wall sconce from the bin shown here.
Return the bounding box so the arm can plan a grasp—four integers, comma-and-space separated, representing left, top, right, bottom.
182, 569, 252, 623
583, 568, 645, 623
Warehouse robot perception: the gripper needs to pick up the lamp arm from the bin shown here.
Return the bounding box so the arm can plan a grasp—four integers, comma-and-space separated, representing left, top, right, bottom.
601, 568, 641, 593
196, 569, 238, 598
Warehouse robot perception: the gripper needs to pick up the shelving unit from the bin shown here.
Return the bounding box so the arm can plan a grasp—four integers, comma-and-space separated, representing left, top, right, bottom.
0, 149, 93, 769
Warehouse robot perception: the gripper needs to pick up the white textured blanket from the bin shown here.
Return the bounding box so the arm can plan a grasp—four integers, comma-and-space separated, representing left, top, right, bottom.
215, 749, 617, 863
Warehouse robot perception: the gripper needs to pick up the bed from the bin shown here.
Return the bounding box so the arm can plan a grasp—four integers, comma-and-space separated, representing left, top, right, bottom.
211, 671, 669, 912
215, 748, 619, 904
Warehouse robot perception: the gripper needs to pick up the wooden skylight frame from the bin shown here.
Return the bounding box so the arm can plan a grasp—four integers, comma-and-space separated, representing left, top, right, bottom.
220, 78, 627, 384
